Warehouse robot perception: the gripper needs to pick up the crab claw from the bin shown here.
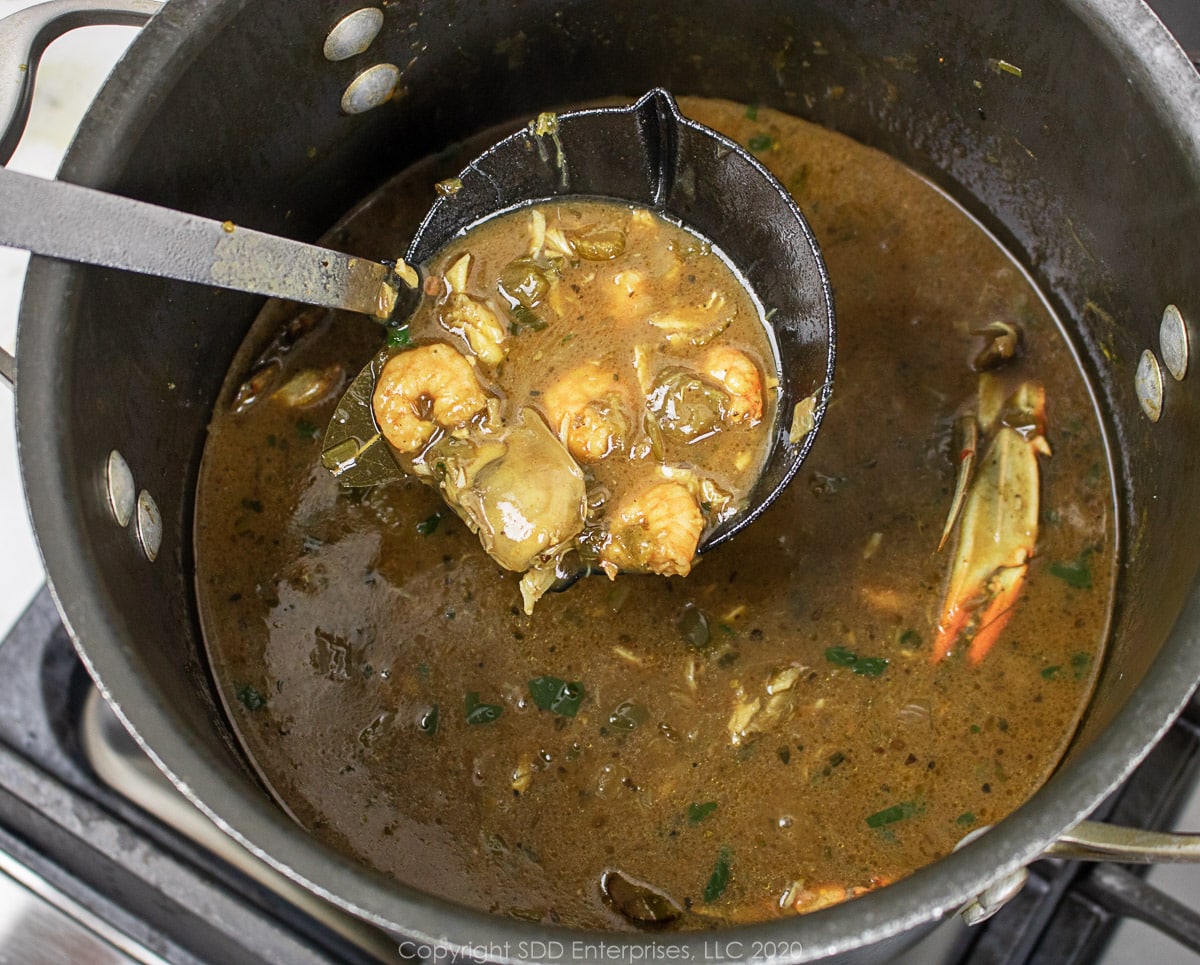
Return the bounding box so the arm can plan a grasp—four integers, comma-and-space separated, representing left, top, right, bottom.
933, 380, 1049, 664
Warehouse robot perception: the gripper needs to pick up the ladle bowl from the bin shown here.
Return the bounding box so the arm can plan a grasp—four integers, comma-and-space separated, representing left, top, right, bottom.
324, 88, 836, 554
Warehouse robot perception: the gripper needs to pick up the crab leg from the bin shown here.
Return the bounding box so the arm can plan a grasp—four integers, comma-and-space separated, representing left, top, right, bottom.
933, 382, 1049, 664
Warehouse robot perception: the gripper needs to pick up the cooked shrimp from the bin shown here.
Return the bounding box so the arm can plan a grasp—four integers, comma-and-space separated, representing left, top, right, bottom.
702, 345, 764, 424
542, 362, 632, 462
600, 480, 704, 578
372, 343, 489, 453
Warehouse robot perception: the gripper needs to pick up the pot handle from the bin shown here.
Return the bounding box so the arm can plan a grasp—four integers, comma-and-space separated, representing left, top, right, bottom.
0, 0, 161, 391
959, 819, 1200, 926
1045, 819, 1200, 863
0, 0, 160, 165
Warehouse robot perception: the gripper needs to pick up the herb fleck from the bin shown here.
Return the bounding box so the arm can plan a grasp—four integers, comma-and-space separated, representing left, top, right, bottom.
528, 676, 585, 717
956, 811, 977, 827
1070, 651, 1093, 679
866, 800, 923, 829
703, 848, 732, 902
825, 646, 889, 676
825, 646, 857, 667
417, 512, 442, 536
853, 657, 889, 677
1049, 549, 1094, 590
745, 103, 759, 120
296, 418, 319, 440
386, 325, 412, 348
510, 305, 547, 332
747, 132, 774, 152
236, 683, 266, 712
465, 691, 503, 725
1041, 665, 1061, 680
688, 801, 718, 824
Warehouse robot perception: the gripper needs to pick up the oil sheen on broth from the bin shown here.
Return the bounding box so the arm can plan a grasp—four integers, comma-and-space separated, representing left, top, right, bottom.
364, 201, 776, 611
194, 98, 1114, 929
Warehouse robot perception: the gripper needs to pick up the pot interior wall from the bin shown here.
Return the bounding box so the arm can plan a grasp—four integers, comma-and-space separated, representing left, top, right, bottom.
20, 0, 1200, 941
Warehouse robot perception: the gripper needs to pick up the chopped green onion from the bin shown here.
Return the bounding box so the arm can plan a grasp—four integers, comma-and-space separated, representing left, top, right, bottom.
826, 646, 888, 676
528, 676, 584, 717
465, 692, 503, 725
825, 646, 857, 667
853, 657, 889, 677
703, 848, 732, 902
866, 801, 922, 828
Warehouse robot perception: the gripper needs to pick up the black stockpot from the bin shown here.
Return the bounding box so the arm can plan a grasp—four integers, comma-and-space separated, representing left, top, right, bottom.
13, 0, 1200, 961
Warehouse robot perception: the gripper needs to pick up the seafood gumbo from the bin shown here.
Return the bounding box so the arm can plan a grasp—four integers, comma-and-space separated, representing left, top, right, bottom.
356, 200, 778, 611
194, 97, 1115, 929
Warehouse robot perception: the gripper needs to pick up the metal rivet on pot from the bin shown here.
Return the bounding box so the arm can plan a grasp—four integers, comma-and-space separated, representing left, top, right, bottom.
1159, 304, 1188, 382
1135, 349, 1164, 422
341, 63, 400, 115
105, 450, 135, 528
135, 490, 162, 563
323, 8, 384, 62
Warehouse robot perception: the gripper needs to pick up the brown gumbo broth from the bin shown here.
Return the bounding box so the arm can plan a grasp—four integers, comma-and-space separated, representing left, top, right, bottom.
194, 98, 1114, 929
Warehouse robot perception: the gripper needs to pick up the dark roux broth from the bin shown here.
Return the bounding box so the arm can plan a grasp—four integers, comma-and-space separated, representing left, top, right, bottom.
194, 98, 1114, 929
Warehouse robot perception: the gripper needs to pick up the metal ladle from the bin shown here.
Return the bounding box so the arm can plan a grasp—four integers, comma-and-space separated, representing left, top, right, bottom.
323, 89, 836, 561
0, 88, 834, 557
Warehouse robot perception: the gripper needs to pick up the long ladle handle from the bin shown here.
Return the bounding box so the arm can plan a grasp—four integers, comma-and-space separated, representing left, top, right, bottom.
0, 167, 406, 318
